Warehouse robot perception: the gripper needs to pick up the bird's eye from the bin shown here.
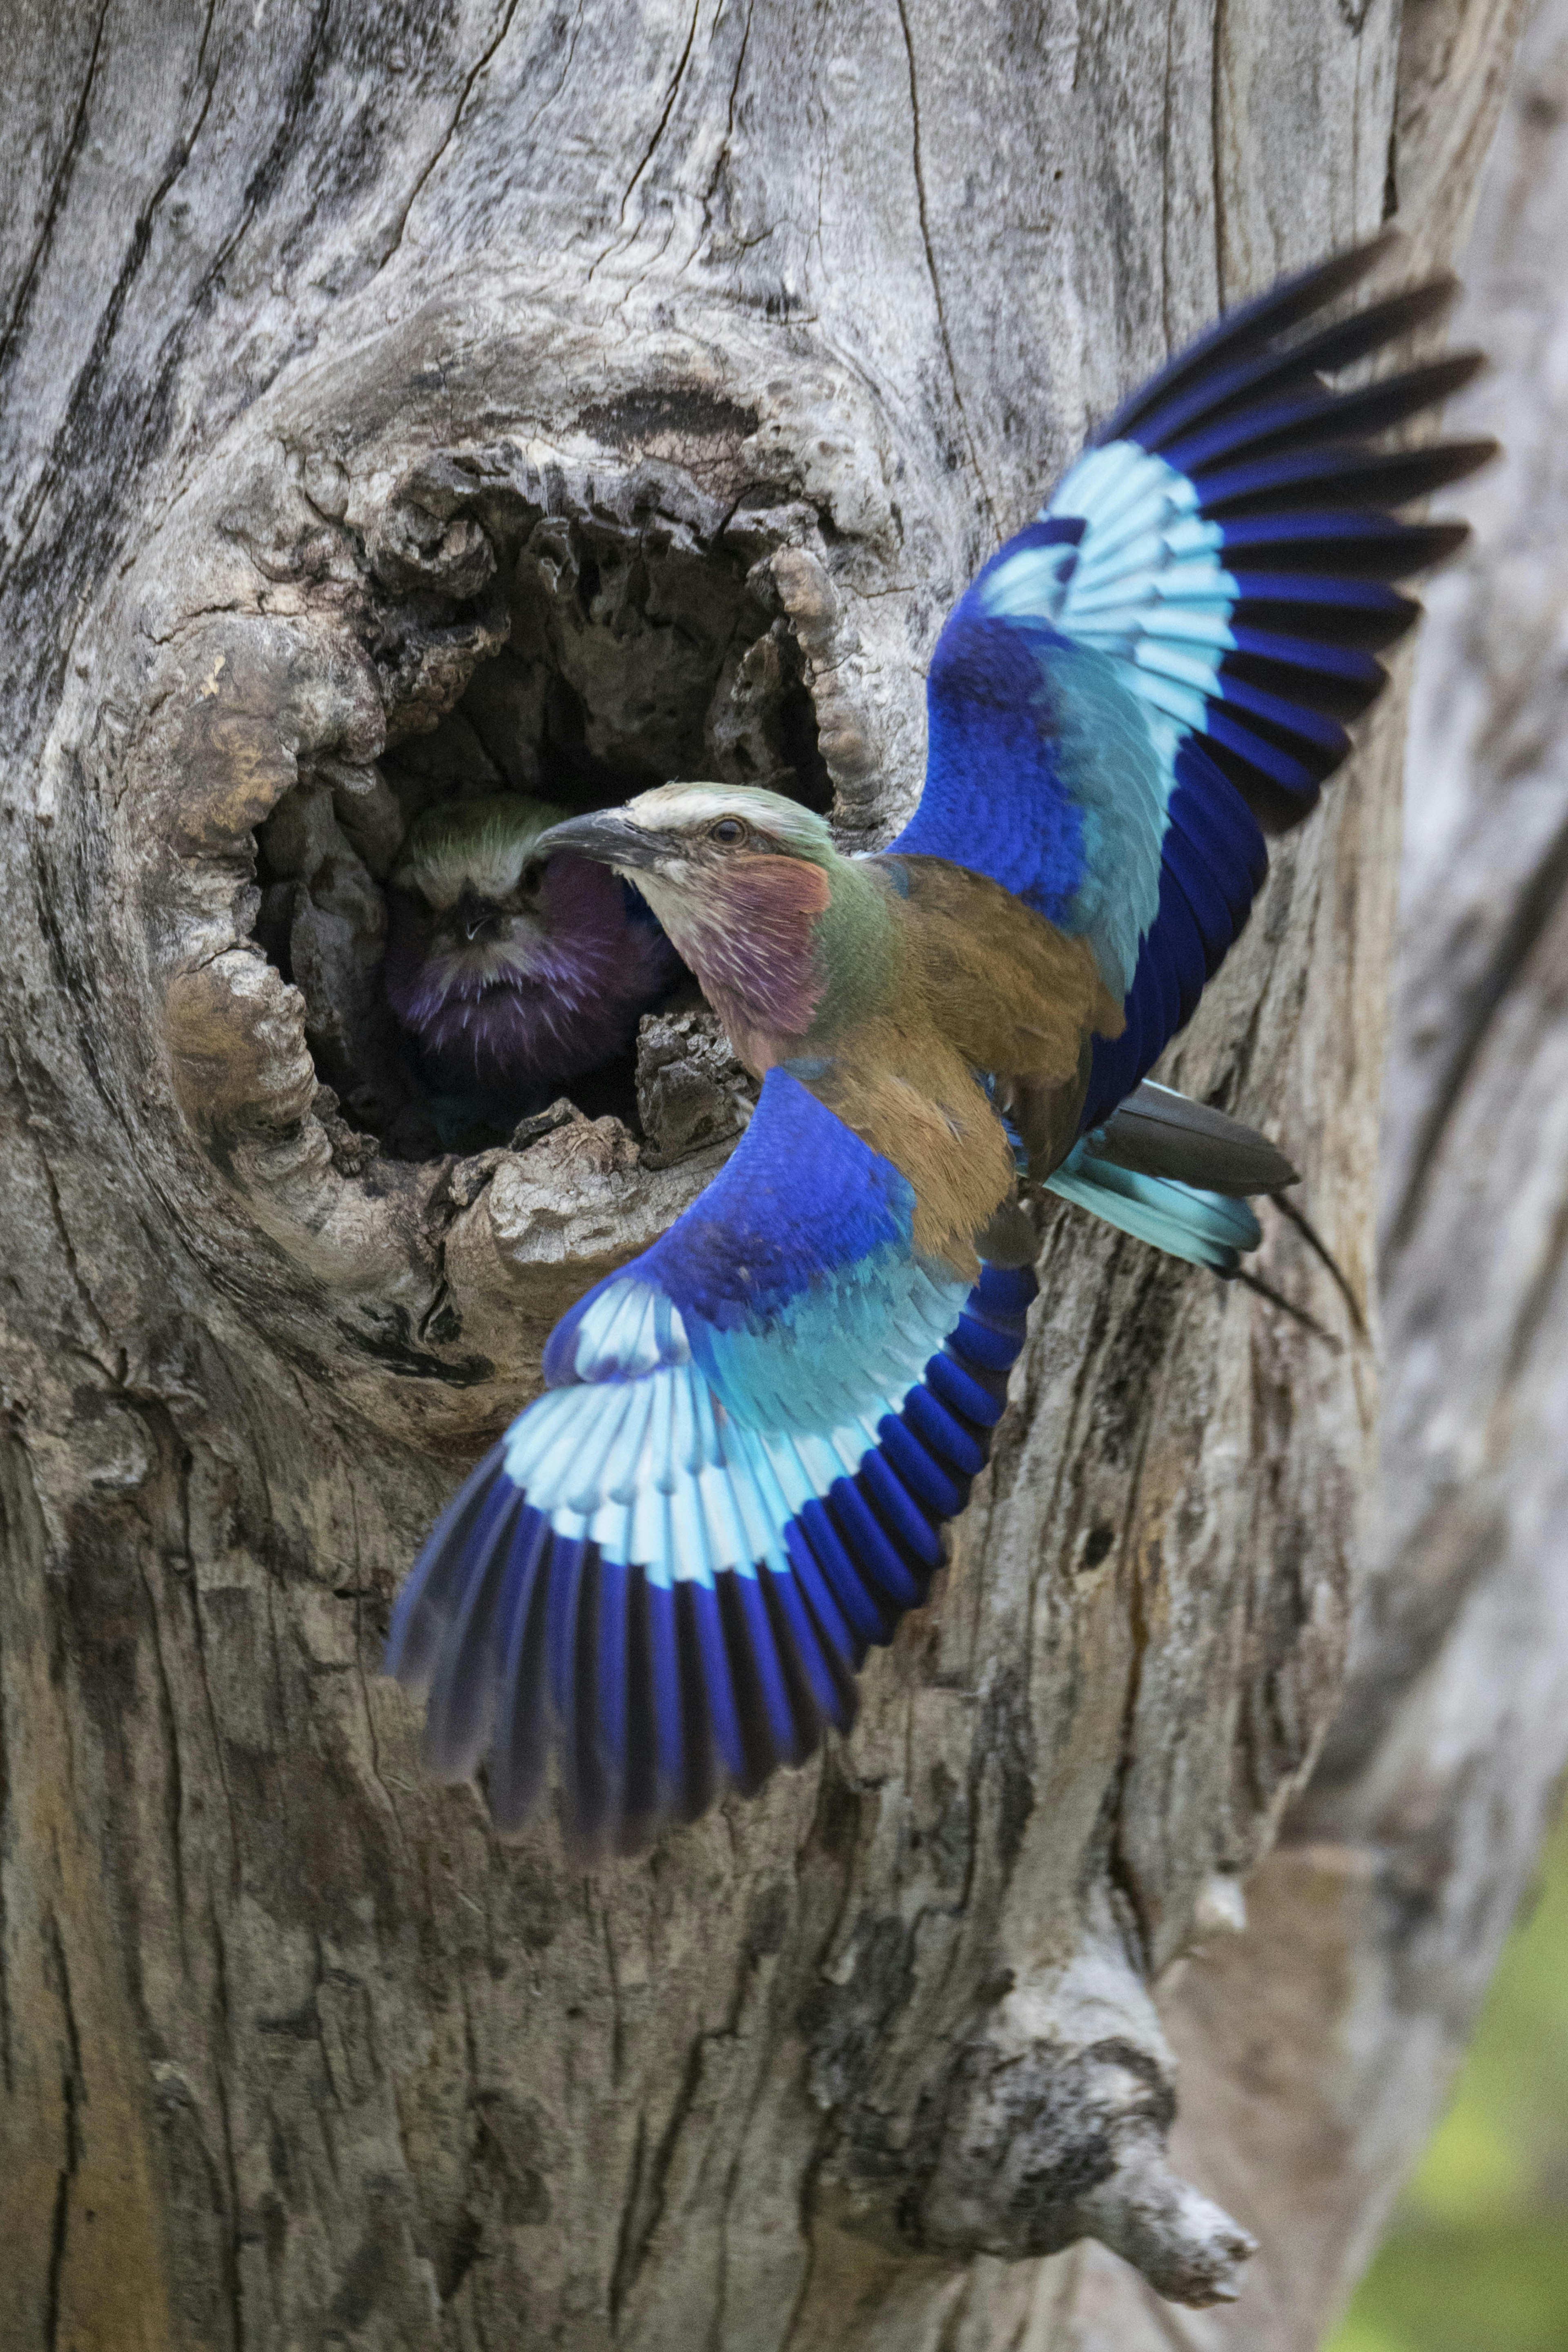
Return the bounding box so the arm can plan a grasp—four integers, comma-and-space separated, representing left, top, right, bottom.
709, 817, 746, 845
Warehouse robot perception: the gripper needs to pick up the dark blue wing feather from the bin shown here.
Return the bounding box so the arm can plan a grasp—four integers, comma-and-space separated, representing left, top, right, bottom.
891, 234, 1490, 1130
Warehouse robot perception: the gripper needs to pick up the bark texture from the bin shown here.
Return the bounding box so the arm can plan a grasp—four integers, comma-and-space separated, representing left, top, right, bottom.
0, 5, 1524, 2349
1124, 12, 1568, 2346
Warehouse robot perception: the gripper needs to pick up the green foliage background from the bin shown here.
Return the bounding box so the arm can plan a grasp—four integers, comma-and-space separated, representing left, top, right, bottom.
1325, 1802, 1568, 2352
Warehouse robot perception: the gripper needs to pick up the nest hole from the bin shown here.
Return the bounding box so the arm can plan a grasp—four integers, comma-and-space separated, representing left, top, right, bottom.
252, 496, 832, 1165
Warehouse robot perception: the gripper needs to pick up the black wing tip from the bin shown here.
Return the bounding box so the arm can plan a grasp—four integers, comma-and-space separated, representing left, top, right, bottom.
1417, 435, 1501, 488
1198, 437, 1499, 523
1436, 435, 1500, 485
1106, 229, 1483, 464
1329, 270, 1461, 352
1433, 346, 1488, 398
1217, 223, 1408, 332
1407, 516, 1473, 569
453, 1550, 862, 1861
1102, 227, 1412, 445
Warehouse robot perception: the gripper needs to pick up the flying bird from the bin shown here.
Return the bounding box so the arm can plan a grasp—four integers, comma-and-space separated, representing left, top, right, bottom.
384, 793, 679, 1099
386, 234, 1491, 1856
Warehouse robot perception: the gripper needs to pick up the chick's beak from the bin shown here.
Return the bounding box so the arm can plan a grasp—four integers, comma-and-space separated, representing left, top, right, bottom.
532, 808, 666, 874
454, 882, 497, 942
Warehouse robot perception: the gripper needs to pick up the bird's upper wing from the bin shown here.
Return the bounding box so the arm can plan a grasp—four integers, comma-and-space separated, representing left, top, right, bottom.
890, 232, 1492, 1130
386, 1067, 1034, 1855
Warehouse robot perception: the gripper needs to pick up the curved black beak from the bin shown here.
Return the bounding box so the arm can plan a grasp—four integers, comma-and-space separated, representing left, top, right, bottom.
532, 808, 666, 874
454, 882, 497, 942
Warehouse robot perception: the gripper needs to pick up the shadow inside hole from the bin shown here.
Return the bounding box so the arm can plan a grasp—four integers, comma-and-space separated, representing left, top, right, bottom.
252, 499, 832, 1163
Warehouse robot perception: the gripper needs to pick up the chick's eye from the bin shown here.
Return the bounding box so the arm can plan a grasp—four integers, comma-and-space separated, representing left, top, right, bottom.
710, 817, 746, 845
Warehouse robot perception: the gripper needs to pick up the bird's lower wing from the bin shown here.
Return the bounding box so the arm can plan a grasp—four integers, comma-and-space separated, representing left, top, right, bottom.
891, 230, 1492, 1132
385, 1068, 1035, 1856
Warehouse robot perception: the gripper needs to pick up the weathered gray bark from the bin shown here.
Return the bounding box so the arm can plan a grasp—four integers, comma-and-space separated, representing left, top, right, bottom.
0, 6, 1523, 2349
1115, 12, 1568, 2347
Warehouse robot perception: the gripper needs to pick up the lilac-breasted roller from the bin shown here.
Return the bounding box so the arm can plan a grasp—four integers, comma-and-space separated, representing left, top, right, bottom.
386, 235, 1491, 1856
385, 794, 679, 1094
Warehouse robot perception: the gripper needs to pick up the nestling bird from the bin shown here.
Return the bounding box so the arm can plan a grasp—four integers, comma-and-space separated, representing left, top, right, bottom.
387, 234, 1492, 1856
384, 793, 678, 1098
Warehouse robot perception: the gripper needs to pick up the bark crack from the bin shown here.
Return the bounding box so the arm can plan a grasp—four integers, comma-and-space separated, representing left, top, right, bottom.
601, 1897, 626, 2087
0, 16, 224, 599
780, 2137, 826, 2352
1499, 1183, 1568, 1392
698, 0, 755, 224
0, 1638, 10, 2100
0, 0, 111, 387
609, 1921, 767, 2325
207, 1918, 247, 2351
135, 1536, 191, 1980
618, 0, 704, 220
42, 1909, 83, 2352
610, 2030, 707, 2321
1104, 1259, 1178, 1975
345, 1478, 411, 1864
184, 1488, 243, 1892
36, 1149, 115, 1359
609, 2109, 649, 2332
894, 0, 999, 535
2, 1031, 117, 1366
518, 0, 587, 148
374, 0, 527, 274
724, 0, 755, 148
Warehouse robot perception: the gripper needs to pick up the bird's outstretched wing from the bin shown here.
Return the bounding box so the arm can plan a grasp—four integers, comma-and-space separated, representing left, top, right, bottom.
891, 231, 1493, 1130
386, 1069, 1034, 1855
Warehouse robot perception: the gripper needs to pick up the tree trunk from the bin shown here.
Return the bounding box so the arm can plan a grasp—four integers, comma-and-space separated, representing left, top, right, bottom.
0, 6, 1524, 2348
1142, 10, 1568, 2345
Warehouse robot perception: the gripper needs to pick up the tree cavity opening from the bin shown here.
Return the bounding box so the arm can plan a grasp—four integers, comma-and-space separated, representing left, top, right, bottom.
252, 483, 832, 1165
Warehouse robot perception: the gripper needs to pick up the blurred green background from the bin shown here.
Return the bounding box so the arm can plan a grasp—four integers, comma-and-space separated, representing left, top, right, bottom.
1325, 1800, 1568, 2352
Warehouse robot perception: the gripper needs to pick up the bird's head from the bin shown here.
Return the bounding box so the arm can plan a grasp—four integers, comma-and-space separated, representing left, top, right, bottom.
385, 791, 682, 1090
534, 782, 833, 885
532, 785, 860, 1060
391, 795, 566, 991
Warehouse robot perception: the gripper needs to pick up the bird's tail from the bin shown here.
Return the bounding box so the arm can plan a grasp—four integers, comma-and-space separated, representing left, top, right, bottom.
1044, 1082, 1296, 1275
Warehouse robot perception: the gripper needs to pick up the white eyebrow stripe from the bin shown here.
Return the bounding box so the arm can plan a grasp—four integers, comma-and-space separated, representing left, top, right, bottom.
624, 782, 835, 853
